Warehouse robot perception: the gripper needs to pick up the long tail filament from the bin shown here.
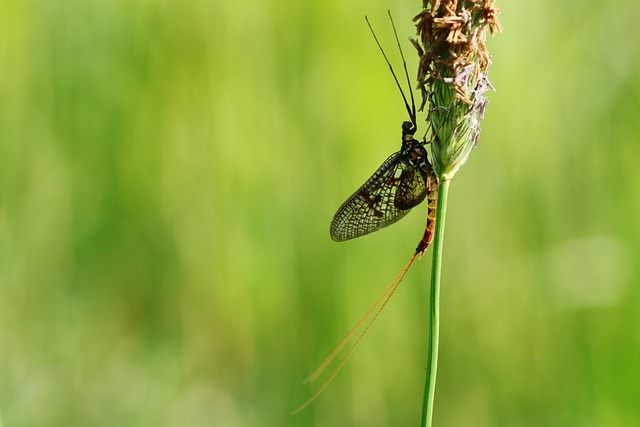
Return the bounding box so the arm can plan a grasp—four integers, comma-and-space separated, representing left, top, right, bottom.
291, 253, 418, 415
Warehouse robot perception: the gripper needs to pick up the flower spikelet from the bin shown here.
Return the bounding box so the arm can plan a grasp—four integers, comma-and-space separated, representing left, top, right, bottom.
412, 0, 501, 180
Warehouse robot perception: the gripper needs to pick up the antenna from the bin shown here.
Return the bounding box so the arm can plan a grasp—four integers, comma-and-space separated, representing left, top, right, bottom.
387, 10, 417, 126
365, 14, 417, 127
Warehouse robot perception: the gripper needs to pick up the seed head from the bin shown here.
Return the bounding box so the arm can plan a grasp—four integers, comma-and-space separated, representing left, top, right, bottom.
412, 0, 501, 180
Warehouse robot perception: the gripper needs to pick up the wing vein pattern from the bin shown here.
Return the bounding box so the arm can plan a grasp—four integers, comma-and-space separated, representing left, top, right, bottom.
330, 152, 427, 242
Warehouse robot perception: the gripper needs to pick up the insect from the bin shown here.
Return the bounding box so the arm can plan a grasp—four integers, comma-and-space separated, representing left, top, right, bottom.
329, 15, 438, 256
292, 13, 439, 416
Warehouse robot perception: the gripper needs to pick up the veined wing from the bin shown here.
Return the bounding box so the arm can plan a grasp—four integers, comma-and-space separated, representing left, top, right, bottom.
330, 152, 428, 242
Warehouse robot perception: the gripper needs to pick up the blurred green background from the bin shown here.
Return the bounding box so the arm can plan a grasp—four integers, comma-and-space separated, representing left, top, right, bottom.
1, 0, 639, 426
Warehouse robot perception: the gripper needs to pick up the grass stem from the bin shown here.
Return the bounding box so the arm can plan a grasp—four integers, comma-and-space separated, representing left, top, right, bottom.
420, 178, 450, 427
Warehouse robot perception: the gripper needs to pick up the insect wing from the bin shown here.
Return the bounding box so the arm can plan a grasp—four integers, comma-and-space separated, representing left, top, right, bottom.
395, 163, 429, 210
330, 152, 427, 242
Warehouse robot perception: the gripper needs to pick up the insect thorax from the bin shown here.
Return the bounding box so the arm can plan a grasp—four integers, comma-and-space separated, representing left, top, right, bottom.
400, 137, 432, 176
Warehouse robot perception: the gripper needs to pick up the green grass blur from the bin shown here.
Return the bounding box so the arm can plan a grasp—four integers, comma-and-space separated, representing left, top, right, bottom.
1, 1, 639, 426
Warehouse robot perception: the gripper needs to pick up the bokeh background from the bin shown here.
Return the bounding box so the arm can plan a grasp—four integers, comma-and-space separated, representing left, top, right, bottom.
1, 0, 639, 426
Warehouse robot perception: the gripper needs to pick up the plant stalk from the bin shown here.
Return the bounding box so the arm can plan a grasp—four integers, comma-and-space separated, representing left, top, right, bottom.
420, 178, 450, 427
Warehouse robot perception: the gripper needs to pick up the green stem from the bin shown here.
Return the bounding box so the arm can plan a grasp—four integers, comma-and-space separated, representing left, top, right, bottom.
420, 179, 450, 427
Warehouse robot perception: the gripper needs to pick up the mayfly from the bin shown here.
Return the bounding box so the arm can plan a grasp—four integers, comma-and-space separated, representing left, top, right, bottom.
292, 12, 438, 415
329, 23, 438, 257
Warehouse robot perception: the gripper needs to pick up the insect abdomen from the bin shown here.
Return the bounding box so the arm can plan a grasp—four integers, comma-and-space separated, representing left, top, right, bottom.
415, 184, 438, 256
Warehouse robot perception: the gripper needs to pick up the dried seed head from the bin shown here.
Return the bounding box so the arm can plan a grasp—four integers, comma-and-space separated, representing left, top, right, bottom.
412, 0, 501, 180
